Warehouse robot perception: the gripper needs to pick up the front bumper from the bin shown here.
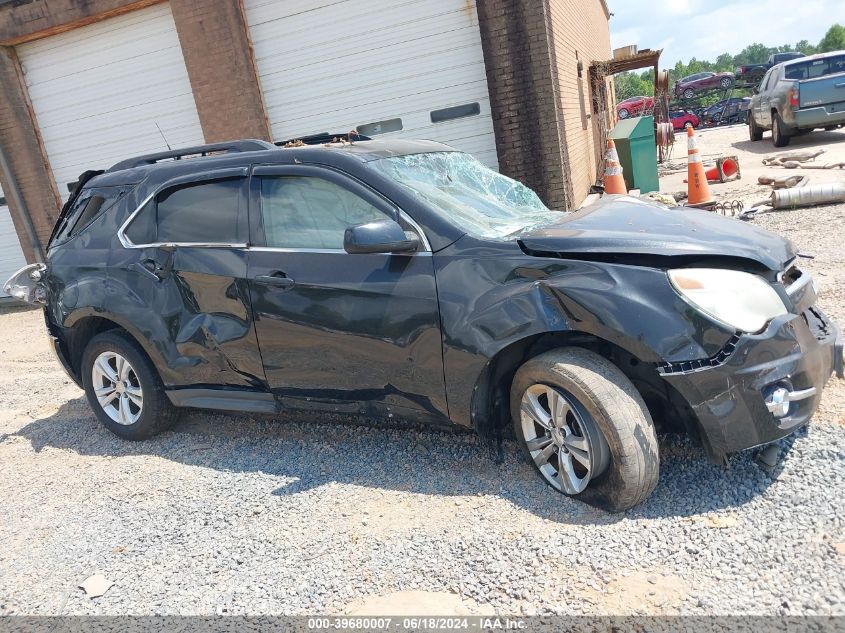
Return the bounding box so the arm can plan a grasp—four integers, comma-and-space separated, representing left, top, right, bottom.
661, 307, 841, 463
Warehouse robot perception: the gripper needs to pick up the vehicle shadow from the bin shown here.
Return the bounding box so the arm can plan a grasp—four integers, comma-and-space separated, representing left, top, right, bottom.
12, 396, 795, 525
731, 128, 845, 155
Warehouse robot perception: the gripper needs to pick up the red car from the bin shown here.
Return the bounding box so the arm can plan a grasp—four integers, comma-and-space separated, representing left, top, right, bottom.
616, 95, 654, 119
669, 110, 700, 130
673, 71, 735, 99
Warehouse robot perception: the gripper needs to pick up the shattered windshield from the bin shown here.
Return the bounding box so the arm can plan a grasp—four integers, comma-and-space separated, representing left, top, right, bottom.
371, 151, 566, 239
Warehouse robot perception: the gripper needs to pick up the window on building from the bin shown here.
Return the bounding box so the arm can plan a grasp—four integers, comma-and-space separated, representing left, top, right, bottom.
357, 118, 403, 136
260, 177, 390, 249
123, 178, 244, 245
430, 103, 481, 123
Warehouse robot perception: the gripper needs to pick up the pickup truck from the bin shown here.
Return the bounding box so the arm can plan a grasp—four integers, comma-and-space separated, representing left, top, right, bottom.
748, 50, 845, 146
735, 51, 805, 85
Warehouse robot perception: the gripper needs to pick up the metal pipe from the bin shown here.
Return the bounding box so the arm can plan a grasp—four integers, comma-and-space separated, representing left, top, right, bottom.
0, 143, 44, 263
771, 183, 845, 209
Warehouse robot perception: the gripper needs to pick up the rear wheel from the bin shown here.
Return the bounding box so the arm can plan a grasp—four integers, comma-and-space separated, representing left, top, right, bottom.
749, 112, 763, 141
511, 348, 659, 512
720, 76, 733, 89
81, 331, 178, 440
772, 112, 791, 147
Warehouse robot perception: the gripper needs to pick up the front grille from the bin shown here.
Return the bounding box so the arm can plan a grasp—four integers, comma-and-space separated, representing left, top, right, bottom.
657, 334, 741, 376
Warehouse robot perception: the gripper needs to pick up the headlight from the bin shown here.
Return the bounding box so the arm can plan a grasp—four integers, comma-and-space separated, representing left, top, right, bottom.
668, 268, 787, 333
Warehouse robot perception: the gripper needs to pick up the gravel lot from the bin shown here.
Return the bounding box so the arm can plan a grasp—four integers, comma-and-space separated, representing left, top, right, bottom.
1, 126, 844, 617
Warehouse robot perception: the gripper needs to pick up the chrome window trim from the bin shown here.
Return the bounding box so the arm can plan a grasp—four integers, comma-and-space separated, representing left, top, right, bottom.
117, 168, 248, 249
249, 246, 431, 256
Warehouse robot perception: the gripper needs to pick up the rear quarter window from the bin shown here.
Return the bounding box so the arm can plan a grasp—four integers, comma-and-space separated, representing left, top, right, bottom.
785, 55, 845, 80
52, 185, 131, 246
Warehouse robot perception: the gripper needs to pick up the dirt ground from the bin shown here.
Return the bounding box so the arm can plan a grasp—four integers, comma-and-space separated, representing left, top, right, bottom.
659, 123, 845, 204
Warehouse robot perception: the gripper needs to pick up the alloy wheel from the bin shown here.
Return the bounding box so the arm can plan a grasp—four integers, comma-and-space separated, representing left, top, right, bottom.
520, 384, 610, 494
91, 351, 143, 425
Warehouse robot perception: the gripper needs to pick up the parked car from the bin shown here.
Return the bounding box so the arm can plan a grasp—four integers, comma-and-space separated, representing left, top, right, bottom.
674, 71, 735, 99
616, 95, 654, 119
749, 50, 845, 146
702, 97, 751, 125
735, 52, 805, 85
669, 110, 700, 130
5, 138, 843, 512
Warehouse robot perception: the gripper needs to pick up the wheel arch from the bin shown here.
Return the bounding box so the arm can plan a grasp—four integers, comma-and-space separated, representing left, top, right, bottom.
470, 330, 700, 444
61, 309, 163, 383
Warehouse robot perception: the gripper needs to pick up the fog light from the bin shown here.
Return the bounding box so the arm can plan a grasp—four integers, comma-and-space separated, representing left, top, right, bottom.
765, 387, 791, 418
764, 384, 816, 418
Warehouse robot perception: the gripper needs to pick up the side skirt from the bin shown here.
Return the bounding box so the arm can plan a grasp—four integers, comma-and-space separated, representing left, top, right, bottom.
166, 388, 276, 414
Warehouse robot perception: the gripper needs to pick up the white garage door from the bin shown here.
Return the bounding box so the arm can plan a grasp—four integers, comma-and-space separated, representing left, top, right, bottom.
245, 0, 499, 168
0, 185, 29, 297
17, 2, 205, 200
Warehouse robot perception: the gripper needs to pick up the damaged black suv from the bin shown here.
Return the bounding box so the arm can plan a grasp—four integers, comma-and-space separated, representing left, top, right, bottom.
6, 138, 843, 512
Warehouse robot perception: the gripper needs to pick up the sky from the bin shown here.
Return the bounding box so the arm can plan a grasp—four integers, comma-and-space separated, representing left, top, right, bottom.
609, 0, 845, 68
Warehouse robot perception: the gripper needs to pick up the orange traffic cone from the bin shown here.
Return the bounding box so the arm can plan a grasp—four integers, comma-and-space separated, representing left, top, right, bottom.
603, 139, 627, 195
686, 127, 715, 207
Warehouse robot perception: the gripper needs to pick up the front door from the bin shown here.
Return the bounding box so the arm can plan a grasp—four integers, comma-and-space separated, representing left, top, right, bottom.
246, 164, 448, 419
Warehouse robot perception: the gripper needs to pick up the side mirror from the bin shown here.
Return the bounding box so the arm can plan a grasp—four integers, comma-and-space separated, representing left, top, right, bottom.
344, 219, 420, 255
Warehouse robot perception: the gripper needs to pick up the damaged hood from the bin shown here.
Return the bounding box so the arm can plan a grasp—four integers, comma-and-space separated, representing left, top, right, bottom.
518, 196, 796, 271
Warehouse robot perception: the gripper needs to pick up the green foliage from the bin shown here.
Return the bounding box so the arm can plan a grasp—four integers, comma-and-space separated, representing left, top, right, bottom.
818, 24, 845, 53
612, 25, 842, 106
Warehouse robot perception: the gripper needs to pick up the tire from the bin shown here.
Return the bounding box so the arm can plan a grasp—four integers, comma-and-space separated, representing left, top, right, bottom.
510, 348, 659, 513
683, 88, 695, 100
684, 121, 694, 129
748, 112, 763, 141
720, 76, 733, 89
81, 330, 178, 440
772, 112, 791, 147
618, 108, 630, 119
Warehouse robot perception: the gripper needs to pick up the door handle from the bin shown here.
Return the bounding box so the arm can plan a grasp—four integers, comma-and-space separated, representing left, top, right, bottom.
130, 260, 167, 282
255, 272, 295, 289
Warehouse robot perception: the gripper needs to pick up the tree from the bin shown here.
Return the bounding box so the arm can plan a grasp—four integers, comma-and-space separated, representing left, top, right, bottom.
818, 24, 845, 53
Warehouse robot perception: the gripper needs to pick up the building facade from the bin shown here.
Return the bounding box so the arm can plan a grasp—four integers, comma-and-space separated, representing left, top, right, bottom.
0, 0, 613, 279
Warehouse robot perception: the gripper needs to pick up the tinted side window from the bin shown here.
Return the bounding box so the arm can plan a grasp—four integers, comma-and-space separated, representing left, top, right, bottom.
53, 185, 130, 245
157, 179, 243, 243
260, 177, 390, 249
124, 178, 244, 245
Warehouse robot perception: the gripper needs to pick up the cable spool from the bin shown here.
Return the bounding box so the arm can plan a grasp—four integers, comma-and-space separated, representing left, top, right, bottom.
656, 121, 674, 147
655, 70, 670, 95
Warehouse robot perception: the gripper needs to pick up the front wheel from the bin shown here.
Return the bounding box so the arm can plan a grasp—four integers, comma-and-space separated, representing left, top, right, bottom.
511, 348, 659, 512
618, 108, 630, 119
82, 330, 178, 440
684, 121, 694, 129
683, 88, 695, 100
720, 77, 733, 89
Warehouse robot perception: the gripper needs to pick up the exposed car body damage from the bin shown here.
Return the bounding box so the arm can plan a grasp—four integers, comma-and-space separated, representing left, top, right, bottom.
5, 138, 840, 475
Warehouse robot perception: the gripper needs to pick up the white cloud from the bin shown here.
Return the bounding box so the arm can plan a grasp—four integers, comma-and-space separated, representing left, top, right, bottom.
664, 0, 692, 15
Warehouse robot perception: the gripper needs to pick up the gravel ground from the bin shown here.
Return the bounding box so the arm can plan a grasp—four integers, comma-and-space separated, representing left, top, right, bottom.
1, 175, 844, 617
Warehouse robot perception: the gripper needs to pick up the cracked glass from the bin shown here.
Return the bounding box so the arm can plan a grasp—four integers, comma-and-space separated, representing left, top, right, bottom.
372, 151, 566, 239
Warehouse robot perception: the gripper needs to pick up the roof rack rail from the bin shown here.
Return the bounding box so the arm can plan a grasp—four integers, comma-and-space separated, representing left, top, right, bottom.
107, 139, 275, 172
275, 132, 371, 147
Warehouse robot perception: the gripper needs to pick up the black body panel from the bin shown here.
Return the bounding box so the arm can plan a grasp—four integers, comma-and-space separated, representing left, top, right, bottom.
39, 139, 840, 465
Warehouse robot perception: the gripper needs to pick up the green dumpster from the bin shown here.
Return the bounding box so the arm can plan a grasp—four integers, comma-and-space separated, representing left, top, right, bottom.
608, 116, 659, 193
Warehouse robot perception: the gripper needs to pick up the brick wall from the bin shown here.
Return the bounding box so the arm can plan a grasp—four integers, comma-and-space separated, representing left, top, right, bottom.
0, 46, 61, 261
170, 0, 270, 142
478, 0, 611, 209
547, 0, 612, 202
476, 0, 573, 210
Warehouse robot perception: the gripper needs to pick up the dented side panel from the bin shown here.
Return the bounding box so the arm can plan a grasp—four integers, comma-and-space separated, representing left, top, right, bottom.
104, 244, 266, 389
433, 238, 736, 427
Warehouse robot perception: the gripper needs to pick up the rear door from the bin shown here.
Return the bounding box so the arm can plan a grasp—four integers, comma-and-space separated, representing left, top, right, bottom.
113, 169, 265, 389
246, 164, 448, 418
